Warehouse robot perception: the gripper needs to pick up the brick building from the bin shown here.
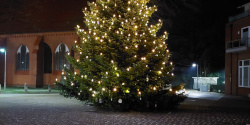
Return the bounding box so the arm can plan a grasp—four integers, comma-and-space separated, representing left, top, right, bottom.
0, 32, 79, 87
0, 0, 87, 88
225, 2, 250, 96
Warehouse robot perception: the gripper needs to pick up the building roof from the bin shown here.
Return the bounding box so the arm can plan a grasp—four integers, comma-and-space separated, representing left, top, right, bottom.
0, 37, 6, 48
238, 2, 250, 9
0, 0, 88, 34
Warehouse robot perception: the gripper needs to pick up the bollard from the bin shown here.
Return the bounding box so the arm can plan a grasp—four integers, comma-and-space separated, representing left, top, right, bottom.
48, 84, 51, 93
24, 83, 28, 93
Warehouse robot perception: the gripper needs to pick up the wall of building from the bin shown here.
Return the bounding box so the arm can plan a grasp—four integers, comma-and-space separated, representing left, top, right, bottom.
0, 31, 78, 88
225, 16, 250, 96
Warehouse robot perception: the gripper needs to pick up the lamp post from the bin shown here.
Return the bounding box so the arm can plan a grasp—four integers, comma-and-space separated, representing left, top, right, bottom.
192, 63, 198, 89
0, 48, 6, 90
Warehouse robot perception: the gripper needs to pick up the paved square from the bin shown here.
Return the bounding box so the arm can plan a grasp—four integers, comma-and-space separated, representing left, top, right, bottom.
0, 90, 249, 125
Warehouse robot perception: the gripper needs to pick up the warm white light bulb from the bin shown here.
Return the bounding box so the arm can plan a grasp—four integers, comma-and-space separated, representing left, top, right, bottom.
141, 57, 146, 60
153, 87, 156, 90
127, 68, 129, 71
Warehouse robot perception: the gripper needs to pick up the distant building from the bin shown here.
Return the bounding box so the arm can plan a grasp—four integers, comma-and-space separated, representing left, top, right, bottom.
225, 2, 250, 96
0, 0, 86, 88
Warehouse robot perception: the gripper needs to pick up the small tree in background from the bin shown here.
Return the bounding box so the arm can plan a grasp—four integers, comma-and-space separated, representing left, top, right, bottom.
56, 0, 186, 111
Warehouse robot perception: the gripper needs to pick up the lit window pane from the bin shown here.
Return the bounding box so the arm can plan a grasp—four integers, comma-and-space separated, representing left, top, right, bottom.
239, 61, 242, 66
244, 60, 249, 66
244, 67, 248, 86
239, 68, 242, 87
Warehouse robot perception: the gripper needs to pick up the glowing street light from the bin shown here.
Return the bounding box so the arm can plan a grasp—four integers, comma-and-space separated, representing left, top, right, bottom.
0, 48, 6, 90
192, 63, 198, 90
192, 63, 197, 67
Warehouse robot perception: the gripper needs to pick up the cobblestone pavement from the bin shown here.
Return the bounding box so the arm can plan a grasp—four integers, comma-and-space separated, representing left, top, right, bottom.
0, 90, 250, 125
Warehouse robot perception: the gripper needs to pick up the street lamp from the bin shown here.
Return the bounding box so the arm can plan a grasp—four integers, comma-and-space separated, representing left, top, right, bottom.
192, 63, 198, 90
0, 48, 6, 90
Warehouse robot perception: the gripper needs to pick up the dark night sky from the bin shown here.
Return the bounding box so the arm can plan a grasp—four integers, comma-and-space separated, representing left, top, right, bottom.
0, 0, 250, 73
152, 0, 250, 73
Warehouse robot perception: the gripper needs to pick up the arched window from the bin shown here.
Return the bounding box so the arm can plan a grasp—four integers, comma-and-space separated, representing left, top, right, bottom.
55, 44, 69, 71
16, 45, 29, 71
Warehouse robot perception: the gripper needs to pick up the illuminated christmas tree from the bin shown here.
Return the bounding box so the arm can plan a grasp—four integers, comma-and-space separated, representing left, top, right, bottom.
56, 0, 186, 111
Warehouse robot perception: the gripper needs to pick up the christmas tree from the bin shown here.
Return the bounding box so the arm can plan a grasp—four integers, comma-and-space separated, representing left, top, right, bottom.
56, 0, 186, 111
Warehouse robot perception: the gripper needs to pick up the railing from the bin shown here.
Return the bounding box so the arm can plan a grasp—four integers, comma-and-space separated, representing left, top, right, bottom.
229, 10, 250, 22
226, 38, 250, 53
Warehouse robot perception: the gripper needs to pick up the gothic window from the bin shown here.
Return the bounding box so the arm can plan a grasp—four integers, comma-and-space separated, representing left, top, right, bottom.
55, 44, 69, 71
16, 45, 29, 71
